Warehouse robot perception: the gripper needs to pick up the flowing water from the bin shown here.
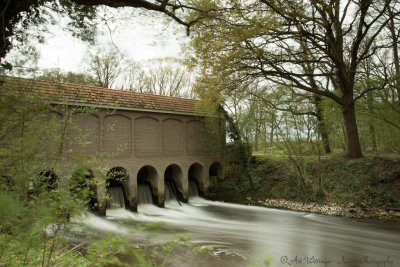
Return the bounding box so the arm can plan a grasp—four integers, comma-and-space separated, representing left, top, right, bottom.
188, 179, 199, 197
165, 181, 174, 201
165, 180, 180, 202
106, 186, 125, 209
137, 183, 153, 204
82, 195, 400, 267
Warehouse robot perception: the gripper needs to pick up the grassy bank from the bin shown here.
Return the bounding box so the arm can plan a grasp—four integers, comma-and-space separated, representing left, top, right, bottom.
209, 156, 400, 210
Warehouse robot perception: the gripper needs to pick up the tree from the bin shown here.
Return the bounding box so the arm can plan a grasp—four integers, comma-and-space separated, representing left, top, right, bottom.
386, 1, 400, 107
188, 0, 399, 158
0, 1, 98, 69
37, 69, 98, 85
0, 0, 202, 69
87, 47, 124, 88
0, 77, 150, 266
124, 58, 194, 98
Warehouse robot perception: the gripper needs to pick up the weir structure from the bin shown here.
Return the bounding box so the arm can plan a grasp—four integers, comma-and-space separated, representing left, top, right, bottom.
2, 77, 224, 214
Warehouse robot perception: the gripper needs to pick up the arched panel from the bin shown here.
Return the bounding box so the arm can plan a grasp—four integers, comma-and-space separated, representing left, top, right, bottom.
186, 120, 206, 156
188, 163, 205, 196
103, 114, 131, 157
209, 161, 223, 177
38, 112, 64, 158
65, 113, 99, 154
137, 165, 159, 206
162, 119, 184, 156
134, 117, 160, 157
164, 164, 184, 201
106, 166, 130, 209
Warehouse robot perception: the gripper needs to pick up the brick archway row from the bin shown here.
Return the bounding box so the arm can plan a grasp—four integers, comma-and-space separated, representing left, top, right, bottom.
36, 161, 223, 215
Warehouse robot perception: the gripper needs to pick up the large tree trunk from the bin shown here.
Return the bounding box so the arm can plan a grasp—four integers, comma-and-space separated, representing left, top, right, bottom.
342, 102, 363, 158
314, 95, 331, 154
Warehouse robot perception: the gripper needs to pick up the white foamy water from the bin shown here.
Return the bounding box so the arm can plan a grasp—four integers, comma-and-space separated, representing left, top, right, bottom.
76, 213, 129, 234
77, 198, 400, 267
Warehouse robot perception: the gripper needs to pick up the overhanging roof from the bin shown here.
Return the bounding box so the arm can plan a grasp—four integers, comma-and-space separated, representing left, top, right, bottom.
0, 76, 201, 116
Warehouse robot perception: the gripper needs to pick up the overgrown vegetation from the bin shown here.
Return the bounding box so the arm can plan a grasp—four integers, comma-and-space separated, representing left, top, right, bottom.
188, 0, 400, 159
212, 155, 400, 208
1, 1, 400, 264
0, 79, 201, 266
0, 79, 113, 266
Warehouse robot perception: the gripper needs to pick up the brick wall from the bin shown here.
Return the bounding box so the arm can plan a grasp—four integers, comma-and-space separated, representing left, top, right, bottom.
59, 107, 224, 212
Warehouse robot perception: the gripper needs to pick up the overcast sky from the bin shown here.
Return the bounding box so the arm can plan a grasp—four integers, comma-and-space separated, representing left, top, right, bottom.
36, 9, 188, 73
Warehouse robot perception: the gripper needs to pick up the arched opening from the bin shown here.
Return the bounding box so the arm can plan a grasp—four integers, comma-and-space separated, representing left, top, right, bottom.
106, 167, 129, 209
38, 170, 58, 191
69, 168, 98, 212
209, 162, 223, 193
164, 164, 184, 202
188, 163, 204, 197
209, 162, 223, 177
137, 165, 158, 205
30, 170, 58, 196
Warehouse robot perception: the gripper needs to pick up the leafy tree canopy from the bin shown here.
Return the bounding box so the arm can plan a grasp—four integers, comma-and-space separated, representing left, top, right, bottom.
37, 69, 98, 85
0, 0, 202, 69
0, 1, 98, 69
187, 0, 400, 158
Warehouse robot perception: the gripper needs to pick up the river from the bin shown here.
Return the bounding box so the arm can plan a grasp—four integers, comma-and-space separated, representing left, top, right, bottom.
80, 197, 400, 267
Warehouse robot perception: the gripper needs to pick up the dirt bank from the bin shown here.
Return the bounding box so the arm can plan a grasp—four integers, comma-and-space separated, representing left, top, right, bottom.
209, 192, 400, 220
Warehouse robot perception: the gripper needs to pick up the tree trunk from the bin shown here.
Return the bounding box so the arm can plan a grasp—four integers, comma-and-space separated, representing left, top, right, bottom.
387, 2, 400, 107
366, 92, 377, 152
368, 124, 377, 152
314, 95, 331, 154
254, 127, 259, 152
342, 102, 363, 158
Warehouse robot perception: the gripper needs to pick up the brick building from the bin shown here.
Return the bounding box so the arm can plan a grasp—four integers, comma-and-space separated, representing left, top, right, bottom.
1, 77, 224, 213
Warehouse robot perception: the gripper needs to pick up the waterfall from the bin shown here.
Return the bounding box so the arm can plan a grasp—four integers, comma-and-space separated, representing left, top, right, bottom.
165, 181, 174, 201
165, 179, 182, 205
137, 183, 153, 204
106, 186, 125, 209
189, 179, 199, 197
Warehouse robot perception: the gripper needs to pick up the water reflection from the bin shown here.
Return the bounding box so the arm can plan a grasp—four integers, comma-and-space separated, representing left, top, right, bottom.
86, 198, 400, 267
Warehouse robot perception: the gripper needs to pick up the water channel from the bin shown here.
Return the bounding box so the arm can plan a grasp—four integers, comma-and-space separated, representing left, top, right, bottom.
80, 194, 400, 267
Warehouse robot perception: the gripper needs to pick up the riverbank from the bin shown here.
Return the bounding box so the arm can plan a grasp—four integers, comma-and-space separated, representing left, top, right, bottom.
210, 156, 400, 221
259, 198, 400, 220
209, 193, 400, 220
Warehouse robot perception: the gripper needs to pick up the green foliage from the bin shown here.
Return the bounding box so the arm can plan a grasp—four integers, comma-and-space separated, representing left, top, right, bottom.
0, 78, 215, 267
187, 0, 400, 159
0, 187, 83, 266
321, 91, 400, 155
318, 157, 399, 205
107, 167, 129, 185
84, 235, 133, 266
0, 83, 63, 198
235, 156, 400, 206
0, 79, 127, 266
247, 157, 322, 202
246, 255, 273, 267
36, 69, 98, 86
69, 168, 99, 211
223, 141, 252, 187
0, 1, 97, 69
192, 244, 214, 255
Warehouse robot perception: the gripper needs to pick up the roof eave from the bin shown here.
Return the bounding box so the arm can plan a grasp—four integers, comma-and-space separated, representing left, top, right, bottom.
53, 101, 206, 117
